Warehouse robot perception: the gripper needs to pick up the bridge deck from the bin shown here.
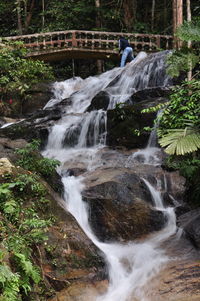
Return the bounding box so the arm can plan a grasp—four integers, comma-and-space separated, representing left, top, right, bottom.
5, 30, 173, 61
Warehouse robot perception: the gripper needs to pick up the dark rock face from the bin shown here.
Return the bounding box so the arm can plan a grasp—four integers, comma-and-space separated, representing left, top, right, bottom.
81, 162, 186, 243
178, 208, 200, 248
0, 107, 62, 149
0, 137, 27, 162
130, 87, 170, 103
22, 82, 54, 116
87, 91, 110, 112
106, 102, 157, 149
83, 168, 168, 242
86, 196, 165, 243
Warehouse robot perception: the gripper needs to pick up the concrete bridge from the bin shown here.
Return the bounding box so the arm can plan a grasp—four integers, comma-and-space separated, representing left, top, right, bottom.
6, 30, 173, 62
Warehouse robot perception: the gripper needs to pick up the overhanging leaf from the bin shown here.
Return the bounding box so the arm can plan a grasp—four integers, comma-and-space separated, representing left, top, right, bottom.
159, 128, 200, 155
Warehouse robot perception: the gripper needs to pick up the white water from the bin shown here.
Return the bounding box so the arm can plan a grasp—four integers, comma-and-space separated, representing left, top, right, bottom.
62, 174, 176, 301
43, 51, 176, 301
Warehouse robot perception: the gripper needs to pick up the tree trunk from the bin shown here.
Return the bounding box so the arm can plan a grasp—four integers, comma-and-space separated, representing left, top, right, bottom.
187, 0, 192, 81
17, 0, 23, 35
151, 0, 156, 31
122, 0, 136, 32
163, 0, 167, 31
173, 0, 183, 49
24, 0, 35, 33
177, 0, 183, 28
95, 0, 103, 73
172, 0, 177, 37
42, 0, 45, 30
95, 0, 101, 28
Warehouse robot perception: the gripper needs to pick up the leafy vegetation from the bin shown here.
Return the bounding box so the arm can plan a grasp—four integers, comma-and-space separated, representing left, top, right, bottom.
16, 140, 60, 177
0, 41, 54, 103
141, 20, 200, 205
164, 156, 200, 205
0, 138, 62, 300
0, 171, 53, 300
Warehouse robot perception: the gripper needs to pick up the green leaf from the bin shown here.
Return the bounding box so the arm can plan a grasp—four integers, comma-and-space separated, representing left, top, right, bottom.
159, 128, 200, 155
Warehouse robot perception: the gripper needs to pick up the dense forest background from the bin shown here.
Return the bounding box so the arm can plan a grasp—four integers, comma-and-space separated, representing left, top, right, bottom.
0, 0, 199, 77
0, 1, 199, 37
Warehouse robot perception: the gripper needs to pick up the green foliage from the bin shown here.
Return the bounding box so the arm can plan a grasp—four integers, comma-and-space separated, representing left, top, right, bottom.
0, 171, 53, 300
0, 264, 20, 301
44, 0, 96, 32
113, 103, 135, 122
158, 128, 200, 155
165, 155, 200, 205
0, 41, 54, 101
166, 19, 200, 77
158, 80, 200, 134
166, 51, 199, 77
113, 103, 128, 122
141, 102, 167, 114
16, 140, 60, 176
176, 20, 200, 42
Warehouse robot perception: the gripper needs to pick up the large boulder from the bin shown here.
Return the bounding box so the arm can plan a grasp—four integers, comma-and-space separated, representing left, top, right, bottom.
106, 97, 169, 149
83, 167, 164, 242
21, 82, 54, 116
82, 161, 186, 243
130, 86, 170, 103
87, 91, 110, 112
0, 107, 62, 148
0, 137, 27, 162
177, 208, 200, 248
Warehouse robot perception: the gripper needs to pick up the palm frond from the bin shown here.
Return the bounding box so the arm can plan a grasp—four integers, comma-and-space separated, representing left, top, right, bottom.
159, 128, 200, 155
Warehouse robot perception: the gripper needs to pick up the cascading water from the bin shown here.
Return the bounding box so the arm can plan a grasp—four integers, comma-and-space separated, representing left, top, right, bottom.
125, 110, 163, 167
42, 51, 177, 301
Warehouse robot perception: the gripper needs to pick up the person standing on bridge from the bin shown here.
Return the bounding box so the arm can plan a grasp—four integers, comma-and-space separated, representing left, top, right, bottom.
118, 36, 134, 67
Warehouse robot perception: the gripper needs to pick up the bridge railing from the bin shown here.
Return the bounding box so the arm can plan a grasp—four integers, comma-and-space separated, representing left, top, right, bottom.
5, 30, 173, 54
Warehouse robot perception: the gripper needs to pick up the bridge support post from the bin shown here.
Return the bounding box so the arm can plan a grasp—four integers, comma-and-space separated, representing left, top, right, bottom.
72, 59, 75, 79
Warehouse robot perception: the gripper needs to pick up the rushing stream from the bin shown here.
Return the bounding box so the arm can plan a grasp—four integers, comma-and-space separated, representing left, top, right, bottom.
42, 51, 178, 301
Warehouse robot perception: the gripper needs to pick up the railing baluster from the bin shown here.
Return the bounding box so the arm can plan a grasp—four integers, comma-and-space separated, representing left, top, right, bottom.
156, 36, 161, 49
72, 31, 77, 47
4, 30, 173, 59
36, 35, 39, 50
92, 33, 94, 50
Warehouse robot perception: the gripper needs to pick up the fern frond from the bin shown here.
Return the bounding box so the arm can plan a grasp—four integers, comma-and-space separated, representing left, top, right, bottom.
159, 128, 200, 155
14, 253, 41, 284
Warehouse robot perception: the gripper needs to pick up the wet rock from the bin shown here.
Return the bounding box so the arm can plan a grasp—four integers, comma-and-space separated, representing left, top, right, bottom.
87, 91, 110, 112
0, 157, 14, 175
22, 82, 54, 116
66, 168, 87, 177
83, 167, 168, 242
0, 117, 21, 128
0, 137, 27, 161
130, 87, 171, 103
48, 280, 108, 301
177, 208, 200, 248
106, 100, 159, 149
0, 107, 62, 148
82, 163, 186, 243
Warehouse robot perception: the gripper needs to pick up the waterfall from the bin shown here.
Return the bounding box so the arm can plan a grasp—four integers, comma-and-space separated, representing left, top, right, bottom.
125, 110, 163, 167
42, 51, 177, 301
61, 174, 176, 301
